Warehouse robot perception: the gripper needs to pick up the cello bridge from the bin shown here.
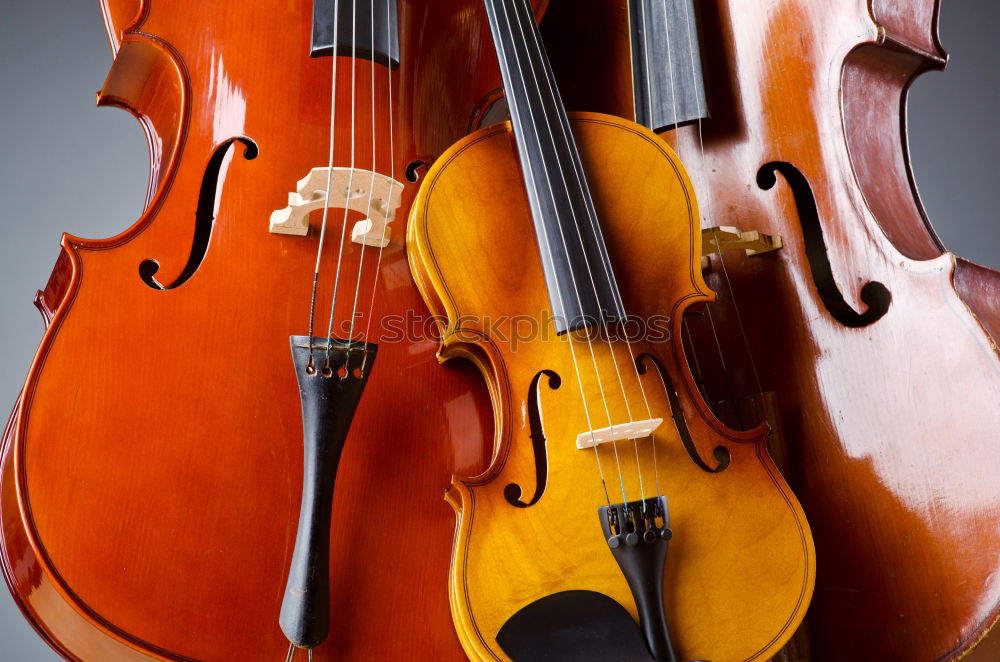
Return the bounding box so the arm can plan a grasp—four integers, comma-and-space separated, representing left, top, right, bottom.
269, 167, 404, 246
700, 225, 782, 270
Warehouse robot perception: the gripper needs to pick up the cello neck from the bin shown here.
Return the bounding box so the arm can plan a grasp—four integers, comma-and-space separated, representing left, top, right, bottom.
482, 0, 625, 334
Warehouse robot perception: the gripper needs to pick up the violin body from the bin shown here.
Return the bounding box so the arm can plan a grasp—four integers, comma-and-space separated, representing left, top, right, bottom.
542, 1, 1000, 659
408, 113, 814, 662
0, 0, 541, 659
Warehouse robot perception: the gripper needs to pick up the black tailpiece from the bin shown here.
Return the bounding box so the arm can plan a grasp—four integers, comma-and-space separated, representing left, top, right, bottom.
599, 497, 678, 662
279, 336, 376, 649
496, 496, 709, 662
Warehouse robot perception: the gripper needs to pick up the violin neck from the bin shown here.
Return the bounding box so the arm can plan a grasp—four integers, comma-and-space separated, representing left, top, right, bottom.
482, 0, 625, 334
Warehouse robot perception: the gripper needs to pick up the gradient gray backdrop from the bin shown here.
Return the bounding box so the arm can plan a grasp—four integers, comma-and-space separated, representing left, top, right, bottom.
0, 2, 997, 660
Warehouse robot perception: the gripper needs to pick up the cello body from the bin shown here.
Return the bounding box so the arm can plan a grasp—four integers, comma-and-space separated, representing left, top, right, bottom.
0, 0, 541, 659
541, 0, 1000, 660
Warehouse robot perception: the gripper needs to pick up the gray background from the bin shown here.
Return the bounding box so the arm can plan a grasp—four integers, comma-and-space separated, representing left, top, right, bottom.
0, 2, 996, 660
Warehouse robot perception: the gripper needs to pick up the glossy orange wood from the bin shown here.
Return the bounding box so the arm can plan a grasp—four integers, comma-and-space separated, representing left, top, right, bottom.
408, 114, 815, 662
543, 1, 1000, 659
0, 1, 541, 660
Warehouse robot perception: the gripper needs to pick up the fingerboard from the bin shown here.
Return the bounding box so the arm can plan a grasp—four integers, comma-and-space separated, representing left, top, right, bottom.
312, 0, 400, 68
630, 0, 709, 131
482, 0, 626, 334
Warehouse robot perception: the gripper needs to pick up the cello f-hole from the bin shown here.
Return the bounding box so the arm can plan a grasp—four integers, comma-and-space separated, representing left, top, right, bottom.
139, 136, 258, 290
757, 161, 891, 328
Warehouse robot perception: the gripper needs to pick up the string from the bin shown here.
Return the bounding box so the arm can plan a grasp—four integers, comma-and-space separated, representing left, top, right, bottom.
323, 0, 360, 363
344, 0, 382, 350
638, 0, 656, 129
361, 0, 397, 361
284, 644, 314, 662
678, 0, 766, 401
307, 0, 342, 361
490, 0, 621, 506
517, 0, 665, 510
510, 0, 644, 506
663, 0, 763, 418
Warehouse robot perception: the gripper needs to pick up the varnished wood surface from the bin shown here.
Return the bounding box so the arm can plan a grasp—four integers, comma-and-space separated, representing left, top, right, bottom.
1, 0, 541, 659
542, 1, 1000, 659
408, 114, 814, 662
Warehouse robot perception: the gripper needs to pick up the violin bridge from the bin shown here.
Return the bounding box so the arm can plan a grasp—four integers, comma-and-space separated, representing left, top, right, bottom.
269, 167, 404, 247
576, 418, 663, 450
700, 226, 783, 270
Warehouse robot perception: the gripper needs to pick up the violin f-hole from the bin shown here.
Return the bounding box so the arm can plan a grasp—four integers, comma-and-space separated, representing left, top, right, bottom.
140, 136, 258, 290
757, 162, 891, 328
504, 369, 560, 508
637, 353, 730, 474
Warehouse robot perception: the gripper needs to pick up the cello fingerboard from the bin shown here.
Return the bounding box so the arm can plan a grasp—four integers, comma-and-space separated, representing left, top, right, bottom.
311, 0, 400, 69
630, 0, 709, 131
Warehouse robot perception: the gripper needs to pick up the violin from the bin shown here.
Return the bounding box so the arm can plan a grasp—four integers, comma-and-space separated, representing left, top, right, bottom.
540, 1, 1000, 659
407, 0, 814, 660
0, 0, 545, 659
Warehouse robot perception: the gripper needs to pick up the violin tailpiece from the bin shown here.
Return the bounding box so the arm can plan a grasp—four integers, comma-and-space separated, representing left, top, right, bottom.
600, 496, 681, 662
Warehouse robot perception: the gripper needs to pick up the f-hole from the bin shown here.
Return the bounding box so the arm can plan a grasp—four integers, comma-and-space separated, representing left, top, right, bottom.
140, 136, 258, 290
504, 369, 561, 508
757, 162, 891, 327
637, 353, 730, 473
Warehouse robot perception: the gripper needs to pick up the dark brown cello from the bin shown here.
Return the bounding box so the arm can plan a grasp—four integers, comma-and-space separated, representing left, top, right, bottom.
0, 0, 546, 660
538, 0, 1000, 659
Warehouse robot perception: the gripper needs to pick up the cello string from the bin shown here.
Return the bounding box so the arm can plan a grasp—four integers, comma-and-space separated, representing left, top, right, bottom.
660, 0, 735, 407
345, 0, 382, 349
639, 0, 656, 128
679, 0, 765, 401
491, 0, 618, 506
519, 0, 660, 508
324, 0, 360, 362
361, 0, 398, 359
307, 0, 342, 359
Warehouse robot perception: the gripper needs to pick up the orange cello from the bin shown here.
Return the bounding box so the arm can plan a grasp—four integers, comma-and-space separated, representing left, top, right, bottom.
0, 0, 548, 660
407, 0, 814, 660
540, 0, 1000, 659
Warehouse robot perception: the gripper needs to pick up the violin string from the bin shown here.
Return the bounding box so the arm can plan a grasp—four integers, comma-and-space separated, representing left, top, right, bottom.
324, 0, 360, 361
307, 0, 342, 359
361, 0, 398, 358
344, 1, 382, 348
521, 0, 665, 509
509, 0, 641, 505
679, 0, 765, 402
492, 0, 619, 506
508, 4, 652, 511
